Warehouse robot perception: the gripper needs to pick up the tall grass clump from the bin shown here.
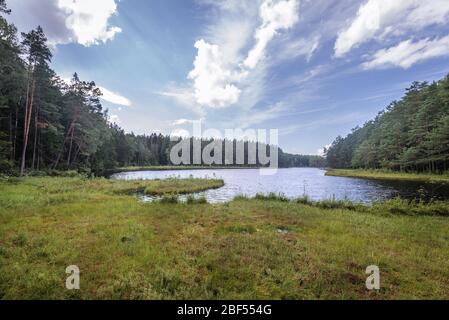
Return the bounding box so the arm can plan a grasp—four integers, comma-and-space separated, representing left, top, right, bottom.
255, 193, 289, 202
372, 198, 449, 217
186, 194, 208, 204
158, 195, 179, 204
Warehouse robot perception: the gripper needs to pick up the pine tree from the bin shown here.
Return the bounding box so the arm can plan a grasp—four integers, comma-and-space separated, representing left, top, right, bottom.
20, 26, 52, 175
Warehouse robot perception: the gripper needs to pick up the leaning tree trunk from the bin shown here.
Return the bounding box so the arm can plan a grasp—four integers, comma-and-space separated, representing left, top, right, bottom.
12, 98, 19, 162
20, 78, 36, 176
9, 108, 13, 161
53, 109, 79, 169
67, 126, 75, 168
32, 105, 39, 170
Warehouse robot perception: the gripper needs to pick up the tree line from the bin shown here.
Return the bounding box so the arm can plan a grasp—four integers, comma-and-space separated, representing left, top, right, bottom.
0, 1, 324, 176
326, 76, 449, 172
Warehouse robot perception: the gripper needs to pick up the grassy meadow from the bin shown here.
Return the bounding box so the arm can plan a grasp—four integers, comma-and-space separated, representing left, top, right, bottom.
326, 169, 449, 184
1, 176, 449, 299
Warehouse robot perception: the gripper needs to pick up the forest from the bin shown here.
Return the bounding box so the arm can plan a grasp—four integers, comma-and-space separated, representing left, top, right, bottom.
0, 1, 323, 176
326, 76, 449, 172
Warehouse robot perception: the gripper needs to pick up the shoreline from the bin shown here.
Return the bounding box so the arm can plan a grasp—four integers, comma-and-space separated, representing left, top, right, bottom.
108, 166, 325, 174
325, 169, 449, 184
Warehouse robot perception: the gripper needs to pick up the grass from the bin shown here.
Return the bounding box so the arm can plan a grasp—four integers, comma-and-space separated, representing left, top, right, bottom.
143, 178, 224, 195
326, 169, 449, 184
1, 177, 449, 299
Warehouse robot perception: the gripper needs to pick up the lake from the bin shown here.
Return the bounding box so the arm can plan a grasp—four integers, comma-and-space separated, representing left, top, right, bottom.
111, 168, 449, 203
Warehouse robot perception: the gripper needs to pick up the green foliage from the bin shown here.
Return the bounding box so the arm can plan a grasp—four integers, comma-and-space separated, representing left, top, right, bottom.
327, 78, 449, 173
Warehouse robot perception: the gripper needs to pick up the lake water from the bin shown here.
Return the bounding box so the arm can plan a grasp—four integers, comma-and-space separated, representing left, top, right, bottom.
111, 168, 449, 203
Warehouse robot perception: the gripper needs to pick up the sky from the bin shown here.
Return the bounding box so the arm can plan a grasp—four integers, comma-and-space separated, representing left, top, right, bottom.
6, 0, 449, 155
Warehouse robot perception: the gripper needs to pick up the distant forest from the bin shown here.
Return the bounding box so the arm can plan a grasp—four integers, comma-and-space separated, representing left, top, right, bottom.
0, 1, 324, 176
326, 75, 449, 173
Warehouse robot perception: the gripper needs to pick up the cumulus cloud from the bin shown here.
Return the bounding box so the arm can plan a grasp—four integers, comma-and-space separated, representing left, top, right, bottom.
362, 35, 449, 70
98, 86, 132, 107
335, 0, 449, 57
187, 0, 300, 109
188, 39, 244, 108
57, 0, 121, 46
7, 0, 121, 46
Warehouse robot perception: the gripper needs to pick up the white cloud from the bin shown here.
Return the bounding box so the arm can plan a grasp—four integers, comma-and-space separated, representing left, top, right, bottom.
98, 86, 132, 107
244, 0, 300, 69
362, 35, 449, 70
317, 144, 331, 157
187, 0, 300, 109
7, 0, 121, 46
170, 118, 204, 126
335, 0, 449, 57
60, 77, 131, 107
171, 119, 193, 126
188, 39, 244, 108
170, 129, 190, 139
156, 89, 195, 106
238, 102, 288, 128
278, 35, 320, 62
57, 0, 121, 46
280, 112, 368, 136
108, 114, 120, 124
155, 87, 205, 116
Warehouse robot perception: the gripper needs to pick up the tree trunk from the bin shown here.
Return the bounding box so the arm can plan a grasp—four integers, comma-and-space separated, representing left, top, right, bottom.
13, 98, 19, 161
67, 126, 75, 168
72, 143, 81, 166
9, 109, 13, 161
53, 113, 78, 169
37, 129, 41, 171
20, 77, 36, 176
32, 105, 39, 170
54, 103, 81, 169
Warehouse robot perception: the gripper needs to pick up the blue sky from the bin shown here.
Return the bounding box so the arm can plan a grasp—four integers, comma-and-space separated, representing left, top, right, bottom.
7, 0, 449, 155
